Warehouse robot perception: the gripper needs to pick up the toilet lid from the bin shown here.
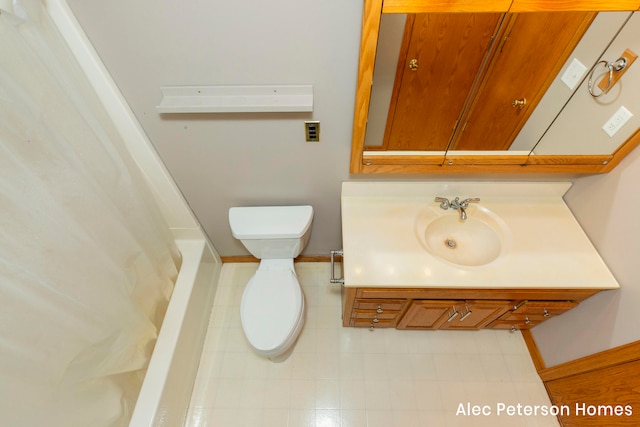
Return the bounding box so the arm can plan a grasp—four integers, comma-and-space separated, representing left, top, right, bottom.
241, 269, 302, 352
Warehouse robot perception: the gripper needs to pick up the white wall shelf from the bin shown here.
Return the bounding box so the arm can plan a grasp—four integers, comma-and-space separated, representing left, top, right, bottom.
156, 85, 313, 113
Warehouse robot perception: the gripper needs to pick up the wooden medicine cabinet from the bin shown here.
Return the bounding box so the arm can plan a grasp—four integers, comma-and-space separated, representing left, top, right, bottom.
350, 0, 640, 174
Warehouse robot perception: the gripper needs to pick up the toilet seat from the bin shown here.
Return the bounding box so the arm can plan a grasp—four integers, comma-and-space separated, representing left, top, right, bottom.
241, 269, 303, 353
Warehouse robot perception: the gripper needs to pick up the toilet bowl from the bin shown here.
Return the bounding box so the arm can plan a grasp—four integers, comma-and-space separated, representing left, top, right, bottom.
229, 205, 313, 362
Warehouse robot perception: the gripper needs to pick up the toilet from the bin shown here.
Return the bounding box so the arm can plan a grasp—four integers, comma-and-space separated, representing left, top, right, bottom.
228, 205, 313, 362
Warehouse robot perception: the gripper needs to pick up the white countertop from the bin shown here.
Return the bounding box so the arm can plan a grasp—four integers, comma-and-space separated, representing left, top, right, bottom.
341, 181, 619, 289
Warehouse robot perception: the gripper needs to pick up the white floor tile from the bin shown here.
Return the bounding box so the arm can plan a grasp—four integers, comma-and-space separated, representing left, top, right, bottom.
290, 379, 317, 409
339, 379, 366, 410
340, 409, 367, 427
288, 408, 316, 427
362, 353, 389, 378
408, 353, 438, 381
316, 351, 341, 380
392, 410, 423, 427
365, 410, 394, 427
315, 379, 340, 409
363, 379, 392, 411
413, 380, 443, 411
261, 409, 289, 427
388, 379, 419, 411
187, 263, 558, 427
263, 379, 291, 409
338, 353, 364, 380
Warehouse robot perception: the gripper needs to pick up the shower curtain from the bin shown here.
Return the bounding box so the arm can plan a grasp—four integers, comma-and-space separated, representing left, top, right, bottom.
0, 1, 181, 425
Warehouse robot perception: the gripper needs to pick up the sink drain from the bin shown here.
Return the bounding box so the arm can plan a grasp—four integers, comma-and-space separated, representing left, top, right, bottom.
444, 238, 457, 249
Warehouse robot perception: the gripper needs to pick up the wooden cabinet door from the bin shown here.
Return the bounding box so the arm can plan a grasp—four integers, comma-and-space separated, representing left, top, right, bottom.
452, 12, 595, 150
396, 299, 456, 329
439, 300, 511, 330
397, 299, 511, 329
384, 13, 502, 151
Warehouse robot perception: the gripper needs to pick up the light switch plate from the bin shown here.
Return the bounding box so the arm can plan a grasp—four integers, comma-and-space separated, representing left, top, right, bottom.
602, 106, 633, 137
561, 58, 587, 90
305, 121, 320, 142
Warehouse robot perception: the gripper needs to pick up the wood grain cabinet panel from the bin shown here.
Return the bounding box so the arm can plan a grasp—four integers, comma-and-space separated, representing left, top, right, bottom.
348, 298, 408, 328
545, 360, 640, 426
537, 340, 640, 426
381, 11, 594, 152
452, 12, 595, 150
384, 13, 502, 151
397, 299, 511, 330
342, 287, 593, 330
396, 299, 457, 329
489, 300, 579, 330
440, 300, 512, 330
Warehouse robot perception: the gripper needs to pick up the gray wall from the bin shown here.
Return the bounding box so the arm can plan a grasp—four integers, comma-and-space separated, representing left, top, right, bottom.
533, 147, 640, 366
66, 0, 640, 367
67, 0, 362, 256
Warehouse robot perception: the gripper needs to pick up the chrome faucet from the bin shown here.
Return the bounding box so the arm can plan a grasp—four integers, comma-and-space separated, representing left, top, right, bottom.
434, 196, 480, 220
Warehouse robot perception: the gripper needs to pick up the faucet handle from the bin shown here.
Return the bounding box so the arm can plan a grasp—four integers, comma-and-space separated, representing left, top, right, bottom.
460, 197, 480, 207
434, 197, 450, 210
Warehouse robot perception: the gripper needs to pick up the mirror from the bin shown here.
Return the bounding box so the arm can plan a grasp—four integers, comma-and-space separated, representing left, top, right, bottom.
350, 0, 640, 174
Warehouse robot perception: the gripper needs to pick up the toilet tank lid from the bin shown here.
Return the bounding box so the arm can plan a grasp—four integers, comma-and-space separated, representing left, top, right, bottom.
229, 205, 313, 239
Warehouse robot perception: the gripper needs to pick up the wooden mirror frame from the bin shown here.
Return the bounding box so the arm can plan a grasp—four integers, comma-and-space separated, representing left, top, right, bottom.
350, 0, 640, 174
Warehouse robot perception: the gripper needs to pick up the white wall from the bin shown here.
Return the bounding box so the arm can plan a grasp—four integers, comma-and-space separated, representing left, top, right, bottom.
66, 0, 362, 256
531, 145, 640, 366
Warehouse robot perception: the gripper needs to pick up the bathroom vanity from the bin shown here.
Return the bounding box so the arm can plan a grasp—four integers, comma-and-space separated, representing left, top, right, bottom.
340, 182, 619, 331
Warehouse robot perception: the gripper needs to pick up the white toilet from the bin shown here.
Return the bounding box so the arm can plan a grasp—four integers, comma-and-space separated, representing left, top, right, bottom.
228, 205, 313, 362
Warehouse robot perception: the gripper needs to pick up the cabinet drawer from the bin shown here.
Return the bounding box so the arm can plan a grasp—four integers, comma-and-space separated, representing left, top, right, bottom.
350, 318, 396, 328
489, 316, 543, 330
489, 300, 580, 330
349, 298, 407, 328
489, 320, 537, 330
511, 300, 578, 316
352, 299, 407, 312
351, 309, 400, 320
500, 313, 549, 324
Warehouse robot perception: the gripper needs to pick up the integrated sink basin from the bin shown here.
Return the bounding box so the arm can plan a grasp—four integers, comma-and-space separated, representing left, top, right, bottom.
423, 215, 502, 266
341, 181, 620, 290
416, 205, 510, 267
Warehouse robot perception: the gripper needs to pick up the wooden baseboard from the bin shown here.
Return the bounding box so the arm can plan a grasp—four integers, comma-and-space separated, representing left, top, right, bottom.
538, 340, 640, 382
521, 329, 547, 371
220, 255, 332, 263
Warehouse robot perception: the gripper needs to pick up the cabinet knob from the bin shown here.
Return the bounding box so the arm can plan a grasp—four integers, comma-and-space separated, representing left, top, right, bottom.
543, 309, 550, 317
408, 59, 419, 71
376, 305, 383, 314
369, 323, 375, 331
525, 316, 531, 324
372, 315, 379, 323
512, 98, 527, 108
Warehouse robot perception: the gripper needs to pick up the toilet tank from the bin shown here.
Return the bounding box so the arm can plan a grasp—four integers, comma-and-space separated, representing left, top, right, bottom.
229, 205, 313, 259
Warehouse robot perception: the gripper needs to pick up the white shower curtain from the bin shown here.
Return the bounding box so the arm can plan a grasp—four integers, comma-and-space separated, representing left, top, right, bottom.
0, 1, 181, 425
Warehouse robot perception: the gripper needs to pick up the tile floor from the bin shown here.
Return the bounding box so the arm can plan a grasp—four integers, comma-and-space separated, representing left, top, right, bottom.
187, 263, 559, 427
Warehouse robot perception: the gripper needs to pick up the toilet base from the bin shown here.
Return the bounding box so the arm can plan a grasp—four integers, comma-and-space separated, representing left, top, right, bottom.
268, 341, 296, 363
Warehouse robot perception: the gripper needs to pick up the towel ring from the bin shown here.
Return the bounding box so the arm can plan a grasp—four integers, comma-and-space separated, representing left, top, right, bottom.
588, 58, 627, 98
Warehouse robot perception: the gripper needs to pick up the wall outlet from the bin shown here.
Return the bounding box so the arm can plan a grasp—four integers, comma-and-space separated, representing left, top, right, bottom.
305, 121, 320, 142
561, 58, 587, 90
602, 106, 633, 137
